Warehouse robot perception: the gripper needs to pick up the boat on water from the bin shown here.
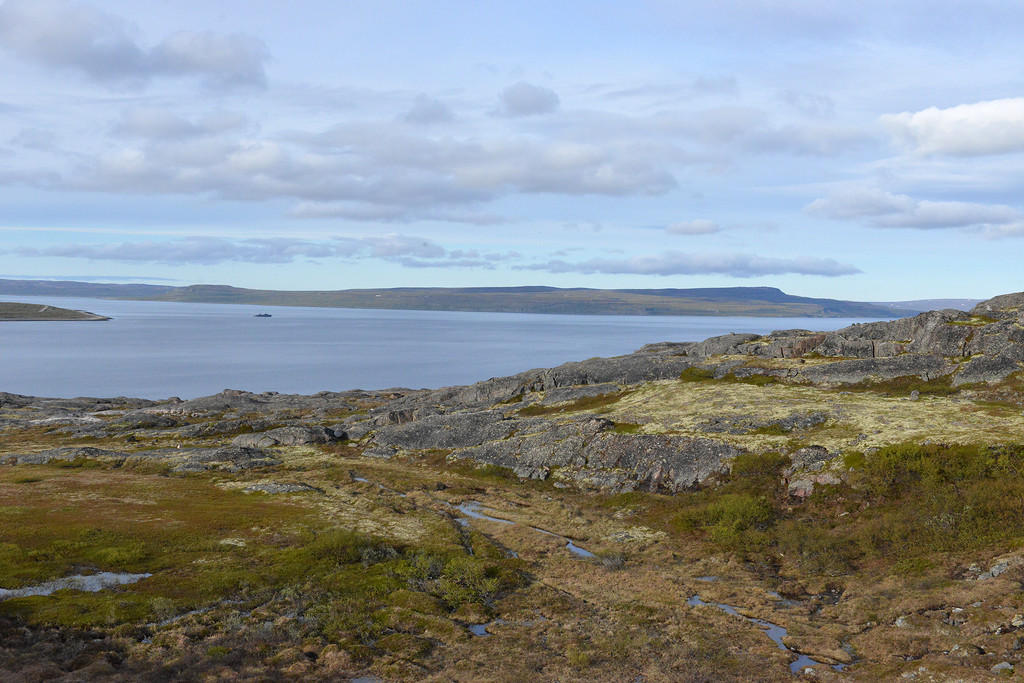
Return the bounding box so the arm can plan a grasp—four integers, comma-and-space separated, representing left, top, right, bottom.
254, 313, 272, 318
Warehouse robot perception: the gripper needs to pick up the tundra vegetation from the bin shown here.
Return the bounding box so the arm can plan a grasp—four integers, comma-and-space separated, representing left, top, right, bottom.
5, 293, 1024, 680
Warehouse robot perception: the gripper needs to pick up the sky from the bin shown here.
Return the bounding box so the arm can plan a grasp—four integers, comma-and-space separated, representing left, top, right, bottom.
1, 1, 1023, 301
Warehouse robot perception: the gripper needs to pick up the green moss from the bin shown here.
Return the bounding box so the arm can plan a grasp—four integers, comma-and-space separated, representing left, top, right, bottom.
729, 373, 775, 386
746, 424, 789, 436
679, 366, 775, 387
947, 315, 996, 326
679, 367, 717, 382
843, 373, 961, 397
611, 422, 642, 434
517, 390, 633, 416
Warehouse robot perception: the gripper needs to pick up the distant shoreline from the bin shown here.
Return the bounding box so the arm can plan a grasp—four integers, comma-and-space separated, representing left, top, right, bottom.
0, 279, 918, 318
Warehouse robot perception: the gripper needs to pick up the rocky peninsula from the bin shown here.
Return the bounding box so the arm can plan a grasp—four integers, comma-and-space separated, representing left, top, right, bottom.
4, 292, 1024, 680
0, 302, 109, 321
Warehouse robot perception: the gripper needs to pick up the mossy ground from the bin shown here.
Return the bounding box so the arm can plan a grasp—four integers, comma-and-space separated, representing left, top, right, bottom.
4, 379, 1024, 680
584, 377, 1024, 454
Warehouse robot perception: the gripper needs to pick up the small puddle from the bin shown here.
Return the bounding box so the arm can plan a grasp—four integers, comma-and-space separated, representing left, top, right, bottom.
687, 595, 847, 674
0, 572, 152, 600
696, 575, 721, 582
447, 500, 596, 559
566, 540, 596, 558
767, 591, 803, 608
468, 618, 509, 637
457, 501, 515, 525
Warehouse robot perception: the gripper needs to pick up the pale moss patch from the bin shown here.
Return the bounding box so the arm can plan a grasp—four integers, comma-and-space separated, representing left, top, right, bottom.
602, 526, 667, 543
593, 379, 1024, 453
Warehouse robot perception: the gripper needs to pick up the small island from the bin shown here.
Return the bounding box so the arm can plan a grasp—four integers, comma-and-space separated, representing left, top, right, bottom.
0, 302, 110, 321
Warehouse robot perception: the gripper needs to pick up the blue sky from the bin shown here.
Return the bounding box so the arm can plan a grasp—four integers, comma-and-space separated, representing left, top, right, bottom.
1, 0, 1023, 300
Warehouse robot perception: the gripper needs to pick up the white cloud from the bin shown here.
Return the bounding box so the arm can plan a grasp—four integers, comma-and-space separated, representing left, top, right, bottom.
0, 0, 268, 88
881, 98, 1024, 156
54, 121, 678, 221
516, 251, 860, 277
495, 81, 560, 117
666, 219, 721, 235
807, 188, 1021, 229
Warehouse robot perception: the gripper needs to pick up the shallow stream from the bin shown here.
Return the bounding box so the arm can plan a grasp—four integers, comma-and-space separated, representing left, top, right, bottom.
0, 572, 152, 600
687, 594, 847, 674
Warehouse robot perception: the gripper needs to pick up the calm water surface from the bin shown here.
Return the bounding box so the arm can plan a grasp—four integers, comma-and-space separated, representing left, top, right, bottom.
0, 296, 884, 399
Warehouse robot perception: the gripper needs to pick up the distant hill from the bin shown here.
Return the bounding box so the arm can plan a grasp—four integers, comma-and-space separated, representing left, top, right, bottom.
0, 278, 905, 318
873, 298, 983, 314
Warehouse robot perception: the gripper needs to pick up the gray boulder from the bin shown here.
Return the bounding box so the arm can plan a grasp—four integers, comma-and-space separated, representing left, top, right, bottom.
688, 333, 761, 357
231, 426, 341, 448
798, 354, 954, 385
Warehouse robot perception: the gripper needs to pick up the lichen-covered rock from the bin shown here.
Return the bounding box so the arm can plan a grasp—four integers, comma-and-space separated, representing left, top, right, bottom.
972, 292, 1024, 320
538, 383, 621, 405
798, 354, 954, 385
244, 482, 322, 494
5, 446, 131, 465
107, 412, 182, 431
953, 355, 1023, 386
173, 446, 280, 472
231, 426, 341, 448
688, 333, 761, 357
371, 410, 544, 450
451, 417, 737, 492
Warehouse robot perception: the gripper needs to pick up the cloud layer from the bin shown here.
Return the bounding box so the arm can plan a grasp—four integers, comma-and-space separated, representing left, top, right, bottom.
517, 252, 860, 277
0, 0, 269, 88
807, 188, 1021, 231
8, 234, 521, 269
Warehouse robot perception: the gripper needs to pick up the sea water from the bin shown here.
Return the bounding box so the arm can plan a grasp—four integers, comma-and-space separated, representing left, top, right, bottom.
0, 296, 882, 399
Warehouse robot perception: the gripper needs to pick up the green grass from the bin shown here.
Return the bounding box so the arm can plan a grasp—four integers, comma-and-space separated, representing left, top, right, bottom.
0, 460, 529, 679
660, 442, 1024, 577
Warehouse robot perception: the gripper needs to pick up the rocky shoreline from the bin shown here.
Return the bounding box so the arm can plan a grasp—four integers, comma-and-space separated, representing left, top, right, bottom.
5, 291, 1024, 495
